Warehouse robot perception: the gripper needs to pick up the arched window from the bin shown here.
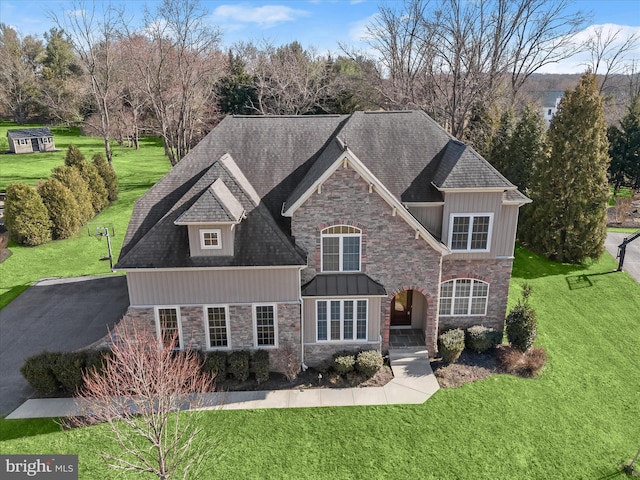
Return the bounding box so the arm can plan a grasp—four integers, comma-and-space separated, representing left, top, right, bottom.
439, 279, 489, 316
321, 225, 361, 272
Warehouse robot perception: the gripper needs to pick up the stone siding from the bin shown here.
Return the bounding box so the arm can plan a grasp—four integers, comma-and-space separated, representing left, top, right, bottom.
291, 165, 443, 354
303, 342, 381, 369
439, 257, 514, 333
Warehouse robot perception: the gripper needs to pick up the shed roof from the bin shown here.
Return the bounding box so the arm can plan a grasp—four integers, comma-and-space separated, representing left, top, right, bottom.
301, 273, 387, 297
7, 128, 52, 139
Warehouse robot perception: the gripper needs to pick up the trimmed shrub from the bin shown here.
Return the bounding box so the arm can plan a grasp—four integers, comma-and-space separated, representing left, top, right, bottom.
252, 350, 270, 384
506, 284, 537, 352
93, 153, 118, 202
465, 325, 502, 353
498, 345, 547, 378
65, 145, 109, 212
21, 352, 60, 396
332, 352, 356, 375
355, 350, 384, 377
272, 343, 300, 382
51, 165, 94, 223
4, 183, 52, 246
228, 350, 250, 381
51, 351, 88, 394
204, 351, 228, 380
438, 328, 465, 364
37, 178, 82, 239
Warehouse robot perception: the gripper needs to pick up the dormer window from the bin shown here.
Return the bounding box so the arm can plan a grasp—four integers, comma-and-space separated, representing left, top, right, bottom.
321, 225, 361, 272
200, 229, 222, 249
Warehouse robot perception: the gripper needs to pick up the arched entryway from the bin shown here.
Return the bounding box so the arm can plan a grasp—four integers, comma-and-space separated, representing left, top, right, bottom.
389, 289, 427, 348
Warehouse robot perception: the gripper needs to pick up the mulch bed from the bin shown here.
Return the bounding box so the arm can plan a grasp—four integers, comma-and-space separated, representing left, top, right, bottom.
431, 349, 501, 388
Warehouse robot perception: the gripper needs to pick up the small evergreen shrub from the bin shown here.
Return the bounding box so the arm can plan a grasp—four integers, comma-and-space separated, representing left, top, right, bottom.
37, 178, 82, 239
64, 144, 86, 169
21, 352, 60, 396
51, 351, 88, 394
355, 350, 384, 377
93, 153, 118, 202
506, 284, 537, 352
51, 165, 94, 223
81, 163, 109, 213
438, 328, 465, 364
204, 351, 228, 380
228, 350, 250, 381
272, 343, 300, 382
498, 345, 547, 378
4, 183, 52, 246
332, 352, 356, 375
252, 350, 270, 384
465, 325, 502, 353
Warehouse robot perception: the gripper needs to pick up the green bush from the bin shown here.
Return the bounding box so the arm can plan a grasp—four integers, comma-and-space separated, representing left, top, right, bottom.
4, 183, 52, 246
506, 284, 537, 352
93, 153, 118, 202
252, 350, 270, 384
355, 350, 383, 377
438, 328, 465, 364
51, 165, 94, 223
465, 325, 502, 353
20, 352, 60, 396
51, 351, 88, 394
64, 144, 86, 169
65, 145, 109, 213
332, 353, 356, 375
37, 178, 82, 239
228, 350, 250, 381
204, 351, 228, 380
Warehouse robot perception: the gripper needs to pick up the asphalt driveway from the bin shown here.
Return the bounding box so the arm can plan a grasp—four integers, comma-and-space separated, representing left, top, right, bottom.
605, 232, 640, 284
0, 275, 129, 416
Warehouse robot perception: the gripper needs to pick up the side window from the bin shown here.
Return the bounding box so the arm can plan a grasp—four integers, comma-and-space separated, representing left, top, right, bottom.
449, 214, 492, 252
155, 306, 182, 349
254, 304, 277, 347
204, 305, 230, 349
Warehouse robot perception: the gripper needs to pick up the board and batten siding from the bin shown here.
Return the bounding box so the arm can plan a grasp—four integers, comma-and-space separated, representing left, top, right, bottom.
407, 205, 443, 239
302, 297, 381, 343
187, 224, 234, 256
442, 192, 520, 259
126, 268, 301, 306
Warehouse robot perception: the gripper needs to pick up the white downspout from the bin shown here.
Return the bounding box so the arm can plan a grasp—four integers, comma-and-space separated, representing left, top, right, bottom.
299, 267, 307, 371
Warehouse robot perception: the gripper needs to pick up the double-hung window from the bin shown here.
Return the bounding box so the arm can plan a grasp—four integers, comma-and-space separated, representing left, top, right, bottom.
204, 305, 230, 349
449, 214, 492, 251
155, 306, 183, 349
321, 225, 361, 272
316, 299, 368, 341
254, 305, 277, 347
439, 279, 489, 316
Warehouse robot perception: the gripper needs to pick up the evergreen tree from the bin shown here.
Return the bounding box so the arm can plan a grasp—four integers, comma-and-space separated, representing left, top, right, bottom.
508, 104, 546, 193
217, 52, 257, 115
64, 144, 85, 169
463, 103, 498, 158
488, 109, 515, 176
93, 153, 118, 202
37, 178, 82, 239
64, 145, 108, 212
521, 73, 610, 264
608, 97, 640, 191
51, 165, 94, 223
4, 183, 52, 246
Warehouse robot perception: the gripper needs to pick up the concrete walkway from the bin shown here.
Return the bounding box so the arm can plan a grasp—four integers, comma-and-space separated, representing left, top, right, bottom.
605, 232, 640, 284
6, 349, 439, 419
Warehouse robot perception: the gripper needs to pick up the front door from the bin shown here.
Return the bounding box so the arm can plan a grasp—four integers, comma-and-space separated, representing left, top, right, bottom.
31, 138, 39, 152
390, 290, 413, 327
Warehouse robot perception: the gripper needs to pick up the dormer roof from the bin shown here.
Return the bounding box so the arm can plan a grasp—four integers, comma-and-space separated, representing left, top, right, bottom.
174, 178, 244, 225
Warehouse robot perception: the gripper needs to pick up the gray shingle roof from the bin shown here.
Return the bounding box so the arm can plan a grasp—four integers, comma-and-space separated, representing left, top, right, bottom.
7, 128, 52, 139
175, 178, 244, 224
117, 111, 525, 270
301, 274, 387, 297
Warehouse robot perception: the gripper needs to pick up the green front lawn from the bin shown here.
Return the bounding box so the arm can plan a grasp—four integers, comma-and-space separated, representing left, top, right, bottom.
2, 247, 638, 479
0, 125, 170, 309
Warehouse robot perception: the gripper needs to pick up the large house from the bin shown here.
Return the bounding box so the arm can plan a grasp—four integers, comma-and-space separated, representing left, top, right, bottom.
6, 128, 56, 153
115, 111, 530, 368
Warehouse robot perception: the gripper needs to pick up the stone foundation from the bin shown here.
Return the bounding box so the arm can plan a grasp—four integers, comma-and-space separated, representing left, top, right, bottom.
303, 342, 381, 369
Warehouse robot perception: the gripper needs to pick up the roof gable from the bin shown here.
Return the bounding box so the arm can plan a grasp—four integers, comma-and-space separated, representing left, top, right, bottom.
175, 178, 245, 224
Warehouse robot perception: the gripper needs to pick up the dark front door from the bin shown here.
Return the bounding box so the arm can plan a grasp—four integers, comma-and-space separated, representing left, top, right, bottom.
390, 290, 413, 326
31, 138, 39, 152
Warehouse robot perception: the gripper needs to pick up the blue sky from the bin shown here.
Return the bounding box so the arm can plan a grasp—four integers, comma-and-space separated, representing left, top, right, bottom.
1, 0, 639, 73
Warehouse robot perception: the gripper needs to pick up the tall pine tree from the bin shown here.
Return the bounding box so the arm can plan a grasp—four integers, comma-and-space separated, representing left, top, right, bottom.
608, 96, 640, 191
521, 73, 610, 264
508, 104, 546, 193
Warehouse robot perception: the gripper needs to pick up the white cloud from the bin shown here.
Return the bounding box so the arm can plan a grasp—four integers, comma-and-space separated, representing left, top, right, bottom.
348, 13, 378, 44
211, 5, 311, 29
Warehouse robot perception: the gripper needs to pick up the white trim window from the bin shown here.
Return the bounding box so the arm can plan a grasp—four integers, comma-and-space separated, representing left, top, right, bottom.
316, 299, 368, 342
155, 306, 183, 349
439, 279, 489, 316
254, 304, 277, 348
321, 225, 361, 272
449, 214, 493, 252
200, 228, 222, 249
204, 305, 230, 349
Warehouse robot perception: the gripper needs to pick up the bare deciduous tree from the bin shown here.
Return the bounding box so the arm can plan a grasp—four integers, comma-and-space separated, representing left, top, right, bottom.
585, 25, 639, 94
69, 321, 216, 480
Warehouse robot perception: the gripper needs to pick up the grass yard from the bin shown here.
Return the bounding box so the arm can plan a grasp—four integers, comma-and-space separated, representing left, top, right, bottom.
0, 124, 171, 308
1, 246, 638, 479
